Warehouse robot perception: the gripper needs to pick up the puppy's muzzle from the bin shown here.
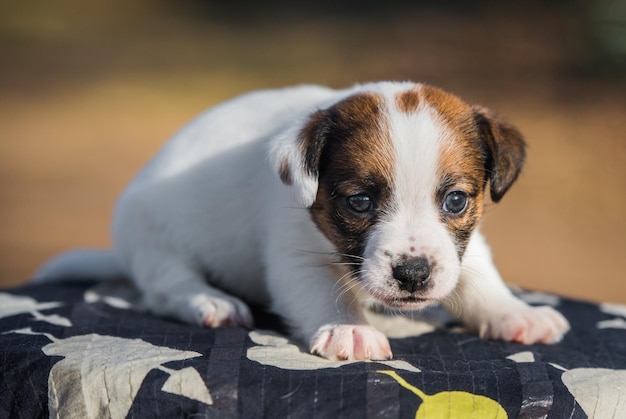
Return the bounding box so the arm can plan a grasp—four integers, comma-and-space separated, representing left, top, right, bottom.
392, 256, 431, 293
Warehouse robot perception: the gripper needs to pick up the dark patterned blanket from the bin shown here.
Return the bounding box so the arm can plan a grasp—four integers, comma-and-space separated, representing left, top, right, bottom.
1, 281, 625, 418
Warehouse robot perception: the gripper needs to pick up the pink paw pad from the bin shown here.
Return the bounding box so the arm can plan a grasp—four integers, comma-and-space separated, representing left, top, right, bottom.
310, 324, 393, 361
481, 305, 570, 344
190, 294, 253, 328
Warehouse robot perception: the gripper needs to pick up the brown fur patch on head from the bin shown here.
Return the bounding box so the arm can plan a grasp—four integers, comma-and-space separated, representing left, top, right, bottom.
421, 85, 490, 255
421, 84, 473, 124
422, 84, 525, 204
306, 93, 395, 262
395, 87, 421, 114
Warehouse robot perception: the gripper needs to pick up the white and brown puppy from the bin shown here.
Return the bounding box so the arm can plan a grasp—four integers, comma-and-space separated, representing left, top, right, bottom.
35, 82, 570, 361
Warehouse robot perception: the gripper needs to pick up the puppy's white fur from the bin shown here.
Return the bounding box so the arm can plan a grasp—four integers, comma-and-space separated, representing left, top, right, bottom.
35, 82, 569, 360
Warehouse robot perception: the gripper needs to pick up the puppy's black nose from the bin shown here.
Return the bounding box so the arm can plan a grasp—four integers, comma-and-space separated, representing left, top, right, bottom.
392, 257, 431, 293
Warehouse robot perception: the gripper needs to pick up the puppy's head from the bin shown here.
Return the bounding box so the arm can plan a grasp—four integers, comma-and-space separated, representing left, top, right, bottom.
272, 83, 525, 309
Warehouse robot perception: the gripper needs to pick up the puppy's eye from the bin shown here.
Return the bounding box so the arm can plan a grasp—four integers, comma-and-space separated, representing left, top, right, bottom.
443, 191, 468, 214
347, 194, 373, 213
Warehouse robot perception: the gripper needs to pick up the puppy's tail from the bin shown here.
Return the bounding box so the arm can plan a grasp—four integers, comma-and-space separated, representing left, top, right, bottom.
32, 249, 126, 283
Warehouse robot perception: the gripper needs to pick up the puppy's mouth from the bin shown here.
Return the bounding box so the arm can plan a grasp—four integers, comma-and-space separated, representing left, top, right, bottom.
384, 296, 432, 309
368, 293, 433, 310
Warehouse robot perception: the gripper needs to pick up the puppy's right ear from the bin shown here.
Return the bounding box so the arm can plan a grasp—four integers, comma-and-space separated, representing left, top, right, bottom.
268, 110, 332, 208
472, 106, 526, 203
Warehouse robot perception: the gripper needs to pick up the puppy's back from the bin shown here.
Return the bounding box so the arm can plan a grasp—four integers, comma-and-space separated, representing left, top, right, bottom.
129, 85, 337, 191
110, 85, 338, 303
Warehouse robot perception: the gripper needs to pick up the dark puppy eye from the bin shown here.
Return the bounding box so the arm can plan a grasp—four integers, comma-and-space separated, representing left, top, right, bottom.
443, 191, 468, 214
347, 194, 373, 213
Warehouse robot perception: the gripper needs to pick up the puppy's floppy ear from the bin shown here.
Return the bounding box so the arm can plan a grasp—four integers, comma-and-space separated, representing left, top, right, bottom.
269, 109, 332, 207
473, 106, 526, 203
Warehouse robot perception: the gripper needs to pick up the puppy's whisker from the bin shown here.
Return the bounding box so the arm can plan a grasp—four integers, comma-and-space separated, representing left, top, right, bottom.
307, 261, 360, 269
294, 250, 364, 264
458, 265, 490, 307
333, 273, 363, 310
336, 253, 365, 262
331, 264, 362, 267
328, 260, 362, 266
305, 263, 357, 269
295, 249, 337, 256
332, 269, 358, 293
327, 263, 362, 270
445, 287, 464, 318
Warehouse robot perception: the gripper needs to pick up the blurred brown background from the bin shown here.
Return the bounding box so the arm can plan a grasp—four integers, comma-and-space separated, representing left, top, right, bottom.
1, 0, 625, 303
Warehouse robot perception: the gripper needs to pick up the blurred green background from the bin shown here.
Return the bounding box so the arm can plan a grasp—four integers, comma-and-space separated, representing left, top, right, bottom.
1, 0, 625, 303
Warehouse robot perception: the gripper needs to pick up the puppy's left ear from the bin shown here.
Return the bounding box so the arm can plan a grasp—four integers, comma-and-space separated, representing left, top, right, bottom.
473, 106, 526, 203
268, 109, 331, 208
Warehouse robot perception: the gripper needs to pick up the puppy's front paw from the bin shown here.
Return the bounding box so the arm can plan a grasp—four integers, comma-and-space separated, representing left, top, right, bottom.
189, 294, 253, 328
310, 324, 392, 361
480, 305, 570, 344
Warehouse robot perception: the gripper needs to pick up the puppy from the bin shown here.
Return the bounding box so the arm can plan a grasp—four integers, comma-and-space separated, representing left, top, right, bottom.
35, 82, 570, 361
